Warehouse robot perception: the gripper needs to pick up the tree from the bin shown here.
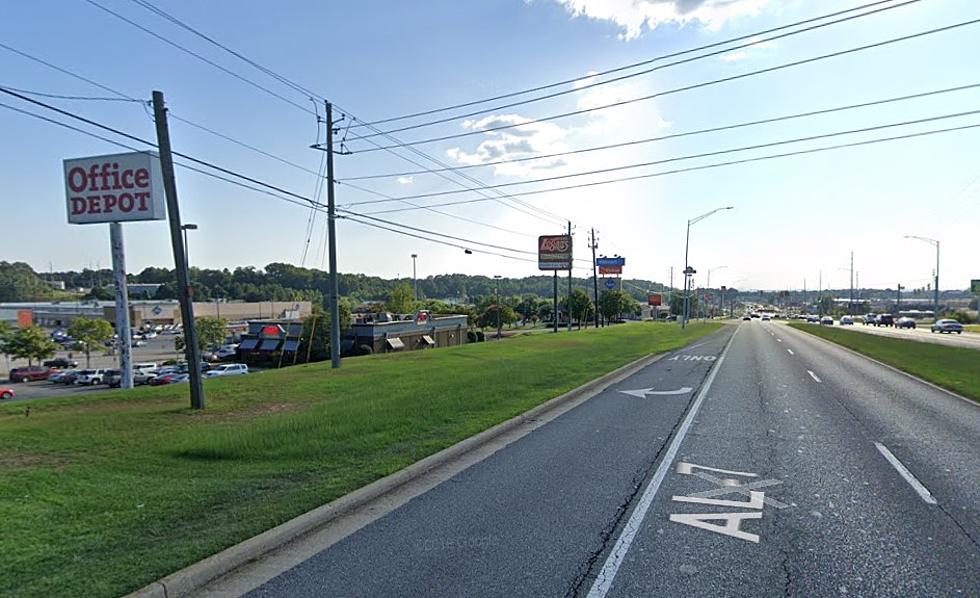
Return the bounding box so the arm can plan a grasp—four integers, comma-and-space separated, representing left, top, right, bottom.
385, 283, 416, 314
297, 310, 331, 362
477, 304, 518, 332
67, 317, 114, 367
83, 286, 114, 301
599, 290, 637, 323
568, 288, 595, 329
6, 325, 59, 366
196, 317, 228, 351
669, 292, 698, 317
0, 262, 54, 302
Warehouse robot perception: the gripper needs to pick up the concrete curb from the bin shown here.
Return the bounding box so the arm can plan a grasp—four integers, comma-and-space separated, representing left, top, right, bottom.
786, 324, 979, 409
126, 347, 678, 598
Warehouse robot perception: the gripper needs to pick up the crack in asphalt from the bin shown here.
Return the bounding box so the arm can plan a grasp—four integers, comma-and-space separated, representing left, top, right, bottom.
936, 502, 980, 553
561, 331, 730, 598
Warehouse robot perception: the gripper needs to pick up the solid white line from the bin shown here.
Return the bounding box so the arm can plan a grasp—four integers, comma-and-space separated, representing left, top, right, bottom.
787, 349, 794, 355
874, 442, 937, 505
586, 326, 740, 598
807, 370, 822, 383
776, 338, 783, 343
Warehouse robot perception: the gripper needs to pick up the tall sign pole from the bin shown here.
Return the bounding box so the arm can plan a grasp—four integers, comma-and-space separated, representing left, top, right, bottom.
553, 272, 558, 333
567, 221, 573, 332
589, 228, 600, 328
152, 91, 205, 409
325, 102, 342, 368
109, 223, 133, 389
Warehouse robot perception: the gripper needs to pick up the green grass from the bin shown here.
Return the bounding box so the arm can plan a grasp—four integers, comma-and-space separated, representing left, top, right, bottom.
0, 321, 719, 598
788, 323, 980, 403
964, 324, 980, 333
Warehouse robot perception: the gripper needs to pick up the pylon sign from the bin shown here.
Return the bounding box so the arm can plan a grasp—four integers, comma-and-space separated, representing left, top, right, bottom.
538, 235, 573, 270
64, 152, 166, 224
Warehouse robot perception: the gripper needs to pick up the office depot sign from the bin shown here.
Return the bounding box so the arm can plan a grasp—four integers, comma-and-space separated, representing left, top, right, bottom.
64, 152, 166, 224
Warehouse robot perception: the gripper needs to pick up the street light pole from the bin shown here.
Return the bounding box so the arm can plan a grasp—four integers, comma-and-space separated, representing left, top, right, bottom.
181, 224, 198, 274
904, 235, 940, 317
682, 206, 733, 328
411, 253, 418, 299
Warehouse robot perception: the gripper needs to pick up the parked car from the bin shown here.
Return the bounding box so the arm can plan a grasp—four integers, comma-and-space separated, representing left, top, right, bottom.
875, 314, 895, 327
58, 370, 82, 385
205, 363, 249, 378
840, 316, 854, 325
44, 357, 79, 369
133, 369, 159, 385
896, 317, 917, 329
820, 316, 834, 325
9, 366, 54, 383
0, 386, 14, 400
104, 369, 122, 388
213, 345, 239, 361
931, 319, 963, 334
74, 369, 109, 385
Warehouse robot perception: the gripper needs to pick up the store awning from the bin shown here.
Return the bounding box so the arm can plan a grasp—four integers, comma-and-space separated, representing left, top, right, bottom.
385, 337, 405, 351
259, 339, 281, 351
238, 338, 259, 351
282, 339, 300, 352
421, 335, 436, 347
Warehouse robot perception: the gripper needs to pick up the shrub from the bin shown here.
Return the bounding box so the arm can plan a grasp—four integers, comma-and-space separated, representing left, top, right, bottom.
475, 330, 485, 342
466, 331, 478, 343
358, 344, 374, 355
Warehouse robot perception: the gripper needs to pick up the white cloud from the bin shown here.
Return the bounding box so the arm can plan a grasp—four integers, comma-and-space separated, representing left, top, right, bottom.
573, 70, 599, 90
550, 0, 773, 40
397, 176, 414, 185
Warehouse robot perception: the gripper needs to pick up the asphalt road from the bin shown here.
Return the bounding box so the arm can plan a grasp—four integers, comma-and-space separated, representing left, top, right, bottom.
203, 321, 979, 597
816, 320, 980, 351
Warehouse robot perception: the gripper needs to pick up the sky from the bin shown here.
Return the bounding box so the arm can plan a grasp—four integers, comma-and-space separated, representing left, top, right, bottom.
1, 0, 979, 291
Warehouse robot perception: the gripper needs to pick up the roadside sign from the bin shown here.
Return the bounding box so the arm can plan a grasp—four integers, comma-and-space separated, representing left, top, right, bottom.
538, 235, 573, 270
64, 152, 166, 224
648, 293, 662, 306
972, 279, 980, 294
598, 265, 623, 275
596, 256, 626, 267
605, 278, 616, 290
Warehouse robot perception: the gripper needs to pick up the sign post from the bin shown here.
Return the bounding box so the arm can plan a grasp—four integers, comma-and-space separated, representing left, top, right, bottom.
63, 151, 167, 390
538, 234, 573, 332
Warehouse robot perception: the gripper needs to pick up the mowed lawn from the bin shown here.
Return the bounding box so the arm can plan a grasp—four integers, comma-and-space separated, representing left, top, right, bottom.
788, 323, 980, 402
0, 322, 720, 598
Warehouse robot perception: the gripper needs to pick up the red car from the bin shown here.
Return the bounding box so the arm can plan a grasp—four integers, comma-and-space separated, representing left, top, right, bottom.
0, 387, 14, 400
9, 366, 56, 383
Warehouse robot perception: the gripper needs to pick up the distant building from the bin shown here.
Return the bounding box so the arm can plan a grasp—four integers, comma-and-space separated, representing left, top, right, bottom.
44, 280, 66, 291
351, 310, 468, 353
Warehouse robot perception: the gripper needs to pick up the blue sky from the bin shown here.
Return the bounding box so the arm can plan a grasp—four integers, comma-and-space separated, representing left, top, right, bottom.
2, 0, 978, 291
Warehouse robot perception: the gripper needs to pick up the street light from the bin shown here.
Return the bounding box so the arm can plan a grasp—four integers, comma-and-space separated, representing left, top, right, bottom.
493, 275, 503, 339
683, 206, 733, 328
904, 235, 940, 318
181, 223, 198, 277
411, 253, 419, 299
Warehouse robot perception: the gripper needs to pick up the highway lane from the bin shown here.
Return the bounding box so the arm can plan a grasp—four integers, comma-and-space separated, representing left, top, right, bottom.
594, 321, 979, 597
200, 321, 978, 597
209, 328, 737, 598
810, 319, 980, 351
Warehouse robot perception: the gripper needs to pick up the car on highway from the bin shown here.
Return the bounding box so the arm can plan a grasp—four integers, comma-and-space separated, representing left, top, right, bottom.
806, 315, 820, 323
931, 319, 964, 334
742, 315, 751, 321
9, 366, 55, 383
896, 317, 917, 329
761, 314, 771, 321
875, 314, 895, 327
820, 316, 833, 325
44, 357, 79, 369
205, 363, 249, 378
74, 368, 109, 385
0, 386, 14, 400
840, 316, 854, 325
863, 314, 876, 325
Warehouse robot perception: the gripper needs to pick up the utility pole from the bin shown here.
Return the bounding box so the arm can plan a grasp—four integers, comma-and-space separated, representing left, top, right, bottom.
803, 278, 807, 311
849, 251, 855, 315
668, 266, 674, 310
567, 221, 573, 332
896, 283, 904, 313
152, 90, 204, 409
553, 272, 558, 333
818, 269, 823, 315
589, 228, 600, 328
325, 102, 341, 368
411, 253, 418, 299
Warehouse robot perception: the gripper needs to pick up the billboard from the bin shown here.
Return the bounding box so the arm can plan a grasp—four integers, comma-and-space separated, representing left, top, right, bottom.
648, 293, 662, 306
598, 265, 623, 275
64, 152, 166, 224
595, 256, 626, 267
538, 235, 572, 270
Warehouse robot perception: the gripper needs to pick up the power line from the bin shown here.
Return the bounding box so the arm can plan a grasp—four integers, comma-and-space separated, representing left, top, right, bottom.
349, 0, 916, 129
340, 82, 980, 181
82, 0, 317, 116
362, 121, 980, 215
344, 17, 980, 153
0, 43, 326, 179
345, 109, 980, 206
345, 0, 921, 139
0, 84, 146, 103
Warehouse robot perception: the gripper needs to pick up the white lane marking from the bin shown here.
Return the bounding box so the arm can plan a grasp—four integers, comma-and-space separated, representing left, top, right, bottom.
807, 370, 821, 383
669, 512, 762, 543
787, 349, 794, 355
619, 387, 693, 398
586, 326, 740, 598
776, 338, 783, 343
874, 442, 937, 505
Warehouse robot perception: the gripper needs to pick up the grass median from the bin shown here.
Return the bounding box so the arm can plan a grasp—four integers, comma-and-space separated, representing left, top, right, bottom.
0, 321, 720, 598
788, 323, 980, 402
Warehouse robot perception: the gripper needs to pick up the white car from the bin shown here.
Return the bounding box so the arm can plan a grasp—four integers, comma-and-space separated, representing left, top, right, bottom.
213, 345, 239, 360
205, 363, 249, 377
840, 316, 854, 325
74, 368, 109, 385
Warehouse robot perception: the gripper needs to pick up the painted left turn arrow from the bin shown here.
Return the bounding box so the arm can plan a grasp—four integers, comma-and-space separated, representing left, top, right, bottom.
619, 386, 693, 398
